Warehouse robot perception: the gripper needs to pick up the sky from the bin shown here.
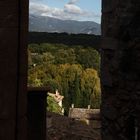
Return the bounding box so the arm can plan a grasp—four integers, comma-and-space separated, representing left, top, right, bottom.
29, 0, 101, 23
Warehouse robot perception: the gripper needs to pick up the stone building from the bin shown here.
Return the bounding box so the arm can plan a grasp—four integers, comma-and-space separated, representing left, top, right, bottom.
69, 108, 101, 129
48, 89, 64, 108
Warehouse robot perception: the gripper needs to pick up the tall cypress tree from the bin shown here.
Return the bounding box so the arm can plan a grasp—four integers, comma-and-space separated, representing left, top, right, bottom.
74, 73, 82, 107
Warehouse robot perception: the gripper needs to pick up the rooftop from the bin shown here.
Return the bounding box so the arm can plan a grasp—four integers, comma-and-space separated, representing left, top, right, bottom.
69, 108, 100, 120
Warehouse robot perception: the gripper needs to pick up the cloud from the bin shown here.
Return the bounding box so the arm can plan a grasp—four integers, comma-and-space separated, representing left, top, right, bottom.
64, 4, 82, 14
68, 0, 79, 5
29, 1, 101, 22
30, 2, 51, 15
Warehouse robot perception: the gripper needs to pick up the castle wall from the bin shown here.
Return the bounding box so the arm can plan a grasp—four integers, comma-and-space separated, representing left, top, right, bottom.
0, 0, 140, 139
0, 0, 28, 140
101, 0, 140, 139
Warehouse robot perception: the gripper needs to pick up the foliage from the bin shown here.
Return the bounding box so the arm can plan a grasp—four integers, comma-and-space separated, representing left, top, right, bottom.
47, 96, 62, 114
28, 43, 101, 115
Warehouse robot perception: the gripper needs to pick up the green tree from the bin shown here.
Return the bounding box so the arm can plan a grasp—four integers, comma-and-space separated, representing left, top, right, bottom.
47, 96, 62, 114
28, 43, 101, 114
42, 52, 55, 64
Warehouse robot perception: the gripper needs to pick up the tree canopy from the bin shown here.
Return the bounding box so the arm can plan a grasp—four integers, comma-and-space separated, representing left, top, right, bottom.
28, 43, 101, 115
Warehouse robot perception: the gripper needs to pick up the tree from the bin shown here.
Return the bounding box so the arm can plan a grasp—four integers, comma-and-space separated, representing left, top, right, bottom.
42, 52, 55, 64
28, 43, 101, 114
81, 68, 101, 108
47, 96, 62, 114
76, 48, 100, 72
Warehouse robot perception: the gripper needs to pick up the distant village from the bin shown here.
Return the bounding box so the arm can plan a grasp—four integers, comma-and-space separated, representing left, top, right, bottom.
47, 89, 100, 125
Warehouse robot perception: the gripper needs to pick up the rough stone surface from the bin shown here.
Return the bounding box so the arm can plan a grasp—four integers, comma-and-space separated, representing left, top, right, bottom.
69, 108, 100, 120
101, 0, 140, 139
0, 0, 28, 140
47, 112, 101, 140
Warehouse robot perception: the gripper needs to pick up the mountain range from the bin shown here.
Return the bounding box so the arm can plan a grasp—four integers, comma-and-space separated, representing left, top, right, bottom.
29, 14, 101, 35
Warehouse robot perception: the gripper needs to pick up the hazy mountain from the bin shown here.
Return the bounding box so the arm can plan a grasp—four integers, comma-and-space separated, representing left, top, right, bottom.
29, 14, 101, 35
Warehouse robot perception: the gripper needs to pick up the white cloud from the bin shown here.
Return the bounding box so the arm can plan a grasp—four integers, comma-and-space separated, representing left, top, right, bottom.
29, 1, 101, 22
30, 2, 51, 15
64, 4, 82, 14
68, 0, 79, 4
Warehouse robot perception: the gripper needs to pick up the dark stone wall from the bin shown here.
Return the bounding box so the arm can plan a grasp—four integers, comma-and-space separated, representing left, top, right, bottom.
101, 0, 140, 140
1, 0, 140, 139
27, 88, 47, 140
0, 0, 28, 140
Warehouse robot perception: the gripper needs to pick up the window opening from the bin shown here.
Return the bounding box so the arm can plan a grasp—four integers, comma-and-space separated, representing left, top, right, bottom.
28, 0, 101, 139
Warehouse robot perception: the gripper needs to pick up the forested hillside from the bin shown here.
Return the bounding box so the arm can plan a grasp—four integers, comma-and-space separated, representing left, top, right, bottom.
28, 43, 101, 115
28, 32, 101, 51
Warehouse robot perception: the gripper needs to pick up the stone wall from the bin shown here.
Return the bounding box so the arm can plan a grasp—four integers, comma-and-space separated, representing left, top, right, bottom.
101, 0, 140, 140
0, 0, 28, 140
47, 111, 101, 140
28, 88, 47, 140
1, 0, 140, 139
69, 108, 101, 129
69, 108, 100, 120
